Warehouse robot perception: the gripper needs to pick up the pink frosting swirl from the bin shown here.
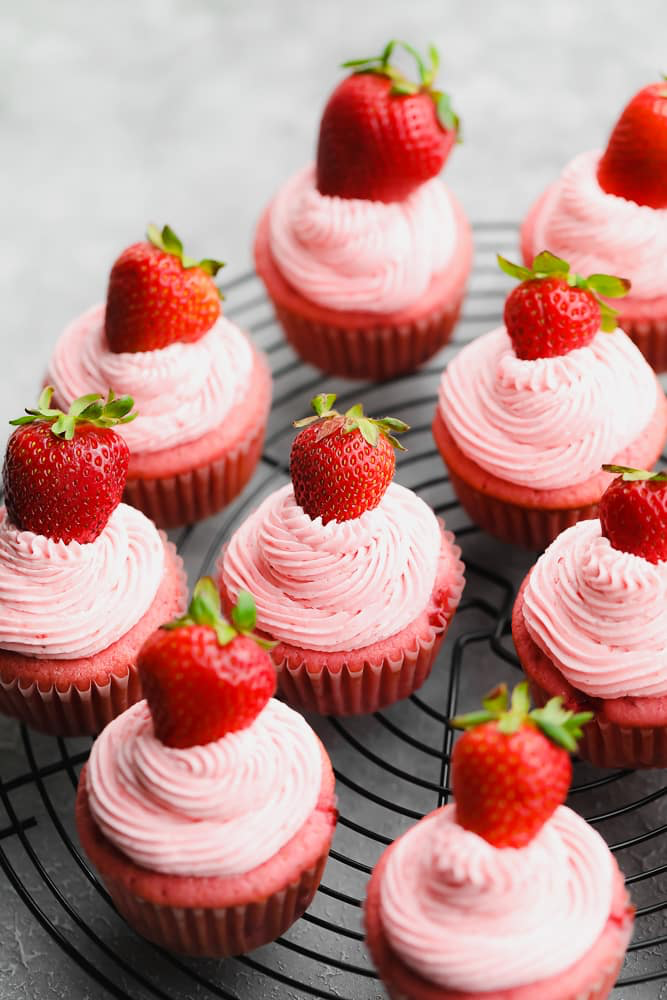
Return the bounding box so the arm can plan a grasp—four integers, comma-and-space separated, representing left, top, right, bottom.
379, 804, 614, 991
268, 164, 456, 313
221, 483, 441, 651
438, 327, 657, 489
0, 503, 165, 659
47, 306, 254, 455
531, 150, 667, 300
523, 518, 667, 698
86, 698, 322, 877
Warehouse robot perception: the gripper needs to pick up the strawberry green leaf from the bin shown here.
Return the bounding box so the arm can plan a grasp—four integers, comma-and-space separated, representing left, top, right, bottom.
69, 393, 103, 417
602, 464, 667, 482
356, 418, 380, 447
341, 56, 382, 68
231, 590, 257, 632
598, 301, 620, 332
390, 81, 419, 96
497, 254, 533, 282
313, 393, 337, 417
379, 417, 411, 432
161, 225, 183, 257
482, 683, 509, 715
532, 251, 570, 275
510, 681, 531, 716
449, 709, 496, 729
198, 258, 226, 277
9, 388, 138, 436
585, 274, 631, 298
436, 92, 459, 133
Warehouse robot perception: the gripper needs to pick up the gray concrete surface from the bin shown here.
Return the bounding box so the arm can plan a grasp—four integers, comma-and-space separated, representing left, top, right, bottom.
1, 1, 666, 998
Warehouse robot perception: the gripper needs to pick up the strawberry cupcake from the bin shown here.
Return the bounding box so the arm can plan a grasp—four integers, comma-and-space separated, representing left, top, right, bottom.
0, 390, 186, 736
365, 684, 634, 1000
513, 466, 667, 769
47, 225, 271, 529
522, 80, 667, 370
255, 41, 473, 380
218, 393, 464, 715
76, 580, 337, 956
433, 252, 667, 549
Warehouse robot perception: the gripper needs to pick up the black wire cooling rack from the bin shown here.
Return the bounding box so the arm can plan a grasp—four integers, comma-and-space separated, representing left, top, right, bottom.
1, 223, 666, 1000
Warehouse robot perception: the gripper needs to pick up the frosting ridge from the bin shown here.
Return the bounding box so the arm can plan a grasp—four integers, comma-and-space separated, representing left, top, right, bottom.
0, 503, 165, 659
439, 327, 657, 489
379, 804, 614, 991
268, 164, 456, 313
47, 306, 254, 455
530, 150, 667, 301
86, 698, 322, 877
221, 482, 442, 651
523, 518, 667, 698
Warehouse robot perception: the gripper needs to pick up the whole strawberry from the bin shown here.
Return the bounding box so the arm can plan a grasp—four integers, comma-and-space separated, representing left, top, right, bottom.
290, 393, 409, 524
498, 251, 630, 360
451, 682, 591, 848
600, 465, 667, 564
597, 79, 667, 209
138, 579, 276, 748
317, 40, 459, 203
3, 387, 136, 543
105, 224, 225, 353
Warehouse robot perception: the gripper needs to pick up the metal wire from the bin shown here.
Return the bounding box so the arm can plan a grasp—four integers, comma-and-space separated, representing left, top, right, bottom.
0, 224, 664, 999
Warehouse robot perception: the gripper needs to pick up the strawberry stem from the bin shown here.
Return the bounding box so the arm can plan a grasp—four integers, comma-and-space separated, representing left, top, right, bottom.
163, 578, 275, 650
451, 681, 592, 753
292, 393, 410, 451
9, 387, 137, 441
602, 464, 667, 483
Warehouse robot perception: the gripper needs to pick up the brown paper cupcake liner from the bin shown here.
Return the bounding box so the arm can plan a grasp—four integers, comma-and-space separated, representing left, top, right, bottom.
619, 314, 667, 373
124, 420, 267, 530
527, 679, 667, 770
272, 294, 466, 381
0, 538, 187, 737
101, 850, 329, 957
447, 465, 598, 551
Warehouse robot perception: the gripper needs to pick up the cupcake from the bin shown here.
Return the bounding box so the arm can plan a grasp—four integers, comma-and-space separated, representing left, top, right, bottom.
521, 80, 667, 369
218, 393, 464, 715
0, 389, 186, 736
254, 41, 473, 380
47, 225, 271, 529
513, 465, 667, 769
433, 251, 667, 549
365, 683, 634, 1000
76, 580, 337, 956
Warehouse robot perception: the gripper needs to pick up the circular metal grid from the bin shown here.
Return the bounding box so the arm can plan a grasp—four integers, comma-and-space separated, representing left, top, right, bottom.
0, 224, 666, 999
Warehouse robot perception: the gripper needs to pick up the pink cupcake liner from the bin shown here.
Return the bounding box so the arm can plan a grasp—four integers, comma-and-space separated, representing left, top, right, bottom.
512, 581, 667, 769
0, 538, 187, 737
272, 293, 467, 382
102, 850, 329, 957
217, 527, 465, 716
616, 314, 667, 373
124, 420, 267, 530
365, 835, 634, 1000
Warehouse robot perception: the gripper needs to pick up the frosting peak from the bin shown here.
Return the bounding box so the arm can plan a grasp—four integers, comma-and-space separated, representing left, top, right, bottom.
86, 698, 322, 877
221, 482, 442, 651
439, 327, 657, 489
268, 165, 456, 313
523, 519, 667, 698
0, 503, 165, 659
379, 804, 614, 991
530, 150, 667, 301
47, 307, 254, 455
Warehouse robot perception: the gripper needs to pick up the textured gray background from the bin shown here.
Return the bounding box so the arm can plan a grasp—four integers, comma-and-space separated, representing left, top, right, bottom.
1, 1, 667, 998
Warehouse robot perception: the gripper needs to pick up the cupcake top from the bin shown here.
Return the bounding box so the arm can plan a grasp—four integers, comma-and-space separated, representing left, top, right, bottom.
221, 393, 450, 652
374, 684, 614, 993
48, 225, 254, 457
0, 389, 165, 659
85, 580, 323, 878
523, 467, 667, 699
267, 41, 461, 314
438, 252, 657, 489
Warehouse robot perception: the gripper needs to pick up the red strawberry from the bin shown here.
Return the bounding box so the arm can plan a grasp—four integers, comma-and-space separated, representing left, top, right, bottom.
290, 393, 409, 524
316, 40, 459, 202
599, 465, 667, 564
597, 79, 667, 209
3, 387, 136, 543
138, 579, 276, 748
451, 683, 591, 848
105, 224, 225, 353
498, 251, 630, 360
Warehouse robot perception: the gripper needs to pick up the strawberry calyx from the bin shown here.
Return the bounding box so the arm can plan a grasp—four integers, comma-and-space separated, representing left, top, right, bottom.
602, 464, 667, 483
498, 250, 631, 333
293, 393, 409, 451
9, 386, 137, 441
451, 681, 592, 753
163, 577, 274, 650
146, 224, 226, 298
342, 40, 460, 135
